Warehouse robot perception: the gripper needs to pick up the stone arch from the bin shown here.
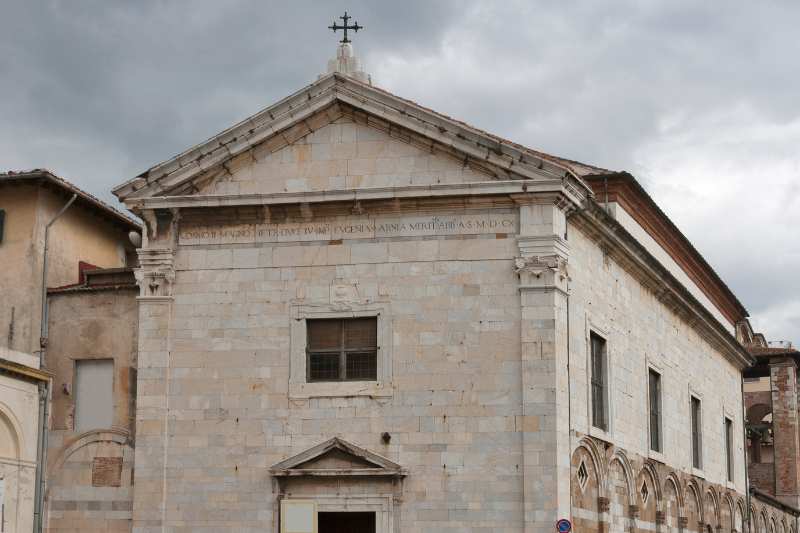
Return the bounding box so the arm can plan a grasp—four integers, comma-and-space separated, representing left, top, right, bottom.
704, 487, 720, 530
44, 428, 133, 531
608, 451, 634, 533
779, 518, 788, 533
719, 493, 734, 533
0, 401, 23, 460
747, 404, 772, 423
636, 462, 661, 529
757, 508, 768, 533
663, 474, 683, 533
733, 499, 744, 533
750, 504, 759, 533
684, 481, 703, 533
571, 440, 604, 533
769, 516, 777, 533
47, 428, 130, 474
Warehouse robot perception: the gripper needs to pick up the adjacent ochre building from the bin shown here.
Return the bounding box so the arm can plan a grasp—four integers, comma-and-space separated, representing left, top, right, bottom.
101, 44, 799, 533
0, 170, 139, 533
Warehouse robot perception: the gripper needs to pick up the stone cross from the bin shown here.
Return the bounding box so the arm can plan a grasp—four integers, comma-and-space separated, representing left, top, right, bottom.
328, 11, 363, 44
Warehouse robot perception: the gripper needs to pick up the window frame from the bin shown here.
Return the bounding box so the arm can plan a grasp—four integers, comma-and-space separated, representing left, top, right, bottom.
690, 394, 703, 470
73, 358, 115, 432
589, 331, 608, 432
289, 299, 392, 400
725, 416, 734, 482
648, 368, 663, 453
0, 208, 5, 244
306, 317, 378, 383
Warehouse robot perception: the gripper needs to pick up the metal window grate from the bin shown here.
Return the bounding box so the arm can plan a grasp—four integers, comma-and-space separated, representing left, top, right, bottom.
725, 417, 734, 481
346, 352, 377, 380
307, 317, 377, 382
649, 369, 662, 452
691, 396, 702, 469
309, 352, 340, 381
590, 333, 607, 431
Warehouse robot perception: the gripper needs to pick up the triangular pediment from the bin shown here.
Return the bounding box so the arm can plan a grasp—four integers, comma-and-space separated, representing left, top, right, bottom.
270, 437, 405, 477
114, 73, 602, 204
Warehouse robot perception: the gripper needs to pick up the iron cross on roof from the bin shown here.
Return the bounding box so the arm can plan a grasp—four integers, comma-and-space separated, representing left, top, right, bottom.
328, 11, 363, 44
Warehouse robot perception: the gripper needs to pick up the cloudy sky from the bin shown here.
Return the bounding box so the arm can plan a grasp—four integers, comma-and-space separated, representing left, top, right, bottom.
2, 1, 798, 343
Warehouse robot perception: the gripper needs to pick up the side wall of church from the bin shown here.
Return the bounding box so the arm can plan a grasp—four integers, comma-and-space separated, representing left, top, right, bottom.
567, 224, 746, 490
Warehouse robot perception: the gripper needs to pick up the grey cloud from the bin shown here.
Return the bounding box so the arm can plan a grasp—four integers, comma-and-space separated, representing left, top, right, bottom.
1, 0, 798, 342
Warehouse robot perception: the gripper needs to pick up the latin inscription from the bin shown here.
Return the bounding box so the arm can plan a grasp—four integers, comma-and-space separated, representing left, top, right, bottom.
179, 213, 516, 245
91, 456, 123, 487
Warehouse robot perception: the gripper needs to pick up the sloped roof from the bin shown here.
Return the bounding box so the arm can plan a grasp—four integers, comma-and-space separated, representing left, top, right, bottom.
112, 73, 600, 201
1, 169, 140, 231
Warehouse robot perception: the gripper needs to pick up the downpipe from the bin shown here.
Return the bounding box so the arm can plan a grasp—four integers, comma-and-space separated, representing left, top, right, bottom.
33, 193, 77, 533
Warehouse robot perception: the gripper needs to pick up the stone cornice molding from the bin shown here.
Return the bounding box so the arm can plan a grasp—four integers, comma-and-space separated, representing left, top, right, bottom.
126, 180, 583, 212
113, 73, 595, 203
571, 202, 754, 370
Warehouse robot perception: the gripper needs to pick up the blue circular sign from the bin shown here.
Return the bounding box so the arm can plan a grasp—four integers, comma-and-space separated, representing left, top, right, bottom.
556, 519, 572, 533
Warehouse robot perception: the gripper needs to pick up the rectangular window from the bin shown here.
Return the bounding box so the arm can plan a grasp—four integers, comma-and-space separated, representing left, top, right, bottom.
74, 359, 114, 431
691, 395, 703, 469
307, 318, 377, 382
725, 417, 734, 481
590, 332, 608, 431
648, 369, 662, 452
0, 209, 5, 243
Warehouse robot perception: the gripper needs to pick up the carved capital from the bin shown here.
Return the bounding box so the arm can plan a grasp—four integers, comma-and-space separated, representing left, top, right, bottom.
514, 254, 569, 280
135, 248, 175, 298
678, 517, 689, 529
629, 505, 640, 519
598, 497, 611, 513
655, 511, 666, 525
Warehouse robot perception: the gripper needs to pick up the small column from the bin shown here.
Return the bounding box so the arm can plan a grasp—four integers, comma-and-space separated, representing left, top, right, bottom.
769, 357, 800, 508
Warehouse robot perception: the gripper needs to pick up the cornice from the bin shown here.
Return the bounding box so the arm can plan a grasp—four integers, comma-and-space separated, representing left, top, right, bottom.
128, 180, 584, 211
571, 201, 754, 370
0, 358, 52, 383
586, 173, 747, 326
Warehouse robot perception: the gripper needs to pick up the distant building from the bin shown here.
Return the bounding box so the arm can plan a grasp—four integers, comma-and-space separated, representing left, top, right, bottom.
742, 328, 800, 510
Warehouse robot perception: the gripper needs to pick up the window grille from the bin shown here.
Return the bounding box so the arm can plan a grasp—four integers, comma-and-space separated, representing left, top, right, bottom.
307, 318, 377, 382
691, 396, 703, 469
590, 333, 607, 431
648, 369, 662, 452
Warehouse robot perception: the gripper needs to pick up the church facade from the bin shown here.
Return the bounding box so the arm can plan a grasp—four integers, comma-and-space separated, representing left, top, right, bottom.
108, 45, 797, 533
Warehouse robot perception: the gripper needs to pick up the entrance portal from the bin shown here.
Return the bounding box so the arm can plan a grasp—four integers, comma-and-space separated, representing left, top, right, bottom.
318, 512, 376, 533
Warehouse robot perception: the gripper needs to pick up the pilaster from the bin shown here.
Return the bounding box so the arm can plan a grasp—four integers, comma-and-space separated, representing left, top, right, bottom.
516, 195, 573, 532
131, 208, 177, 532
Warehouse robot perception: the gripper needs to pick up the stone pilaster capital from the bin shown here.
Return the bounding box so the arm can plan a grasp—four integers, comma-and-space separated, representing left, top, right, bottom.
135, 247, 175, 299
515, 254, 569, 281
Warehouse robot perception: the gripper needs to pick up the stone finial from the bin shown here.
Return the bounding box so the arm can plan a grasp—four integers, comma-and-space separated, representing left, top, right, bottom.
322, 42, 371, 85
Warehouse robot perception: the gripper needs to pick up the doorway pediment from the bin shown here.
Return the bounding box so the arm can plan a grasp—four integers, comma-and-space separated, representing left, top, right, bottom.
270, 437, 406, 478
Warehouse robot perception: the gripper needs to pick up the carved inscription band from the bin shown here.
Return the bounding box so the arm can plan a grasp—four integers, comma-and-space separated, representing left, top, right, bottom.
179, 213, 517, 245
